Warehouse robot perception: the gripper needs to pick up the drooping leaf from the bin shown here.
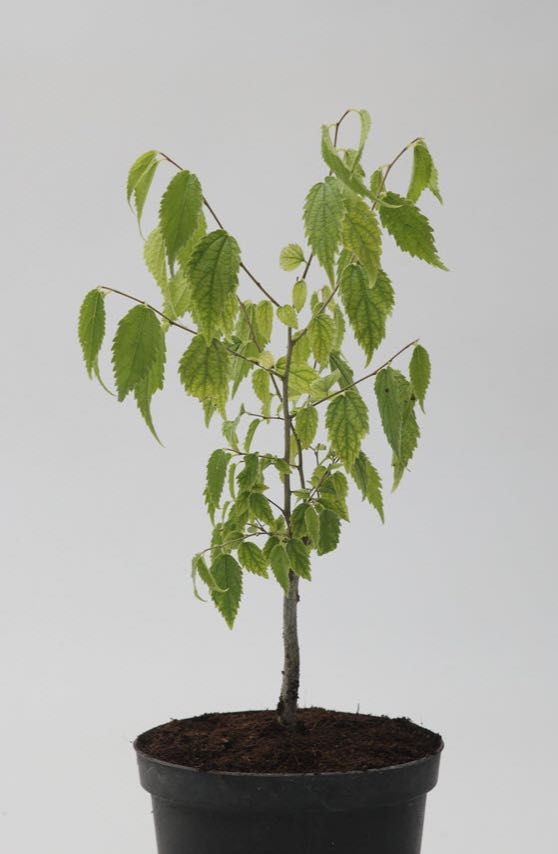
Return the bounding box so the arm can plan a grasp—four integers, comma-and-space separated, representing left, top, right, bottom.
277, 304, 299, 329
374, 367, 413, 459
237, 541, 268, 577
143, 227, 168, 297
407, 140, 443, 204
249, 492, 274, 525
280, 243, 305, 271
285, 362, 320, 398
179, 335, 229, 410
295, 406, 318, 449
341, 194, 382, 287
244, 418, 260, 452
165, 270, 191, 321
159, 170, 203, 270
325, 390, 369, 468
392, 405, 420, 491
308, 313, 336, 366
369, 167, 384, 200
286, 539, 311, 580
127, 150, 159, 226
379, 192, 447, 270
339, 263, 392, 365
112, 304, 164, 401
269, 543, 290, 592
303, 177, 344, 283
351, 451, 384, 521
320, 125, 370, 198
211, 553, 243, 628
236, 453, 260, 491
409, 344, 431, 412
351, 109, 372, 174
318, 470, 349, 521
252, 368, 272, 417
204, 449, 231, 521
292, 279, 307, 312
134, 336, 166, 443
305, 505, 320, 547
309, 370, 341, 401
188, 230, 241, 341
255, 300, 273, 346
317, 508, 341, 555
78, 289, 106, 377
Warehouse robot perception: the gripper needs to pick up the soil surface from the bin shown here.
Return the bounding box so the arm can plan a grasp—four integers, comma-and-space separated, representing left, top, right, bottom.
136, 708, 442, 774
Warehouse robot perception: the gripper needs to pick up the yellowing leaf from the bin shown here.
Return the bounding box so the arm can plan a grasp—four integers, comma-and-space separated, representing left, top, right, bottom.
279, 243, 305, 271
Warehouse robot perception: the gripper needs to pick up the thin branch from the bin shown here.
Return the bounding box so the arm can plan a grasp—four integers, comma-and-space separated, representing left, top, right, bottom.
198, 531, 264, 557
159, 151, 281, 307
310, 339, 418, 407
244, 411, 284, 421
224, 449, 296, 468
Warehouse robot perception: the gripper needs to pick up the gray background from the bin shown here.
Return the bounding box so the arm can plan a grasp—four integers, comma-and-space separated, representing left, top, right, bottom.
2, 1, 556, 852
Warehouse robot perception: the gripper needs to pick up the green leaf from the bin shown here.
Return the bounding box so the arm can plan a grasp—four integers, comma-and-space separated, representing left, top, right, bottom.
319, 471, 349, 521
285, 362, 320, 398
308, 313, 336, 366
407, 140, 443, 204
211, 553, 243, 628
249, 492, 274, 525
127, 150, 159, 226
292, 279, 307, 312
133, 336, 166, 443
277, 304, 299, 329
392, 406, 420, 490
236, 453, 260, 491
159, 170, 203, 270
339, 263, 392, 365
78, 289, 106, 377
351, 109, 372, 173
374, 367, 413, 459
244, 418, 260, 452
295, 406, 318, 449
379, 192, 447, 269
252, 368, 272, 417
188, 230, 241, 341
303, 177, 344, 283
351, 451, 384, 521
179, 335, 229, 410
409, 344, 431, 411
237, 541, 268, 577
286, 539, 311, 580
280, 243, 305, 271
370, 167, 384, 199
341, 195, 382, 287
165, 270, 191, 320
325, 390, 369, 468
255, 300, 273, 346
317, 508, 341, 555
305, 505, 320, 547
204, 449, 231, 521
112, 304, 164, 401
144, 227, 168, 296
269, 543, 290, 592
309, 370, 341, 401
320, 125, 370, 198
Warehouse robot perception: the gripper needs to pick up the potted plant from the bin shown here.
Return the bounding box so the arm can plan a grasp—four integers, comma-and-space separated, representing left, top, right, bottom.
78, 108, 447, 854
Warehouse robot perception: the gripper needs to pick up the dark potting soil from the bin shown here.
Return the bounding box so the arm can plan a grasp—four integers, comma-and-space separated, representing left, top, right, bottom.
136, 708, 442, 774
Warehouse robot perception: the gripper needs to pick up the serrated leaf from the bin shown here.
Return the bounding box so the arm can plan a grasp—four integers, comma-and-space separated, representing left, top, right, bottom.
280, 243, 305, 271
325, 390, 369, 468
237, 541, 268, 577
237, 453, 260, 491
392, 405, 420, 490
320, 125, 370, 198
308, 313, 336, 366
230, 341, 258, 397
407, 140, 443, 204
204, 449, 231, 521
351, 452, 384, 521
179, 335, 229, 410
211, 553, 243, 628
244, 418, 260, 452
370, 167, 384, 199
277, 304, 299, 329
332, 303, 345, 350
144, 227, 168, 296
286, 539, 311, 580
112, 304, 163, 401
339, 263, 392, 365
292, 279, 307, 313
319, 471, 349, 521
374, 367, 413, 459
380, 192, 447, 270
159, 170, 203, 270
269, 543, 290, 592
352, 109, 372, 171
309, 370, 341, 401
188, 230, 241, 341
78, 289, 106, 377
305, 505, 320, 547
286, 362, 320, 398
165, 270, 192, 320
127, 150, 159, 227
255, 300, 273, 346
409, 344, 431, 411
295, 406, 318, 449
258, 351, 275, 370
134, 336, 166, 443
303, 177, 344, 284
249, 492, 274, 525
341, 195, 382, 287
317, 508, 341, 555
252, 368, 272, 417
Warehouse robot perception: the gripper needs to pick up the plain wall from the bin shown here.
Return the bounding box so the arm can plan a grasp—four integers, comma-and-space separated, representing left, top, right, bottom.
1, 1, 556, 852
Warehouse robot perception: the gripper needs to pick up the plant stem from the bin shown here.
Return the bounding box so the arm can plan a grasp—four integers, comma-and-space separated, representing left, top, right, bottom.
277, 328, 300, 727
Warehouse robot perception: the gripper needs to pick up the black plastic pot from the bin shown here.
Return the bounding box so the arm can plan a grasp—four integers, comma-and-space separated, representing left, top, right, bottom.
134, 727, 443, 854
